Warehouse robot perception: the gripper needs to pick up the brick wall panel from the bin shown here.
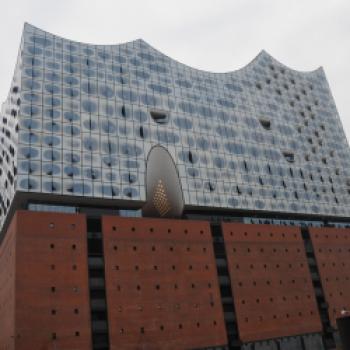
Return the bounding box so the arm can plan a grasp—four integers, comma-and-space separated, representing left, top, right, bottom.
309, 227, 350, 328
14, 211, 92, 350
222, 223, 322, 343
103, 216, 227, 350
0, 214, 16, 350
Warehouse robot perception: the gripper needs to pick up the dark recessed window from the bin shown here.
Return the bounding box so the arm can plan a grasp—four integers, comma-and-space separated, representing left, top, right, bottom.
283, 152, 294, 163
150, 110, 169, 124
259, 119, 271, 130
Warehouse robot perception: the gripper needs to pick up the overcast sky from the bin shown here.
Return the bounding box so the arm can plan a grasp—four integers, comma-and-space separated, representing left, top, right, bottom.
0, 0, 349, 140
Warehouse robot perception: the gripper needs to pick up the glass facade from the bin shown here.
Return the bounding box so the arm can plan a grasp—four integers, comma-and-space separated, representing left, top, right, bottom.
0, 22, 350, 230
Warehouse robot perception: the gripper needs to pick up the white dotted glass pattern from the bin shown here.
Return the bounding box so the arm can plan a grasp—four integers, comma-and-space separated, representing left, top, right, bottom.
1, 23, 350, 229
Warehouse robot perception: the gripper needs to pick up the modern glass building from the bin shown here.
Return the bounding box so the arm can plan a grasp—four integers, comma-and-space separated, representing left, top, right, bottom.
0, 23, 349, 350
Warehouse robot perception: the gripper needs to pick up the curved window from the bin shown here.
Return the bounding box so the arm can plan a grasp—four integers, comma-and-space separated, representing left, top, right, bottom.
19, 160, 39, 173
156, 130, 179, 144
283, 151, 295, 163
43, 135, 60, 146
124, 160, 140, 169
45, 84, 60, 94
85, 168, 101, 180
102, 155, 118, 167
213, 157, 226, 169
131, 109, 147, 123
198, 105, 213, 117
43, 181, 60, 192
64, 165, 80, 177
173, 117, 192, 130
82, 100, 97, 113
113, 55, 127, 63
44, 109, 60, 119
19, 178, 38, 190
138, 52, 155, 61
21, 132, 38, 144
24, 57, 42, 67
148, 63, 168, 74
225, 142, 245, 155
82, 68, 96, 78
23, 93, 39, 103
99, 85, 114, 98
63, 125, 80, 136
83, 48, 95, 56
45, 72, 60, 82
98, 51, 111, 60
111, 64, 122, 73
150, 111, 169, 124
82, 81, 97, 95
178, 102, 197, 114
117, 89, 138, 102
83, 119, 97, 131
102, 141, 117, 154
30, 36, 52, 47
83, 137, 99, 151
64, 111, 80, 122
123, 187, 139, 198
120, 144, 142, 157
23, 80, 41, 91
187, 168, 199, 177
196, 137, 210, 151
148, 83, 172, 95
21, 119, 40, 130
179, 151, 198, 164
134, 70, 150, 80
27, 46, 43, 55
21, 147, 39, 159
259, 119, 271, 130
204, 181, 216, 192
43, 163, 61, 176
46, 61, 60, 70
225, 83, 243, 92
100, 185, 120, 197
44, 96, 61, 107
64, 87, 79, 98
175, 80, 192, 88
217, 99, 235, 108
100, 120, 116, 134
122, 173, 137, 184
66, 183, 91, 195
65, 153, 80, 163
64, 76, 79, 85
140, 93, 158, 107
216, 125, 236, 138
129, 57, 141, 66
25, 68, 42, 78
22, 105, 40, 117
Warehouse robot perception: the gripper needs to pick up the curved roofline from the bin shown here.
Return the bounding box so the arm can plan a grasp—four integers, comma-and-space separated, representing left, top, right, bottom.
24, 22, 322, 76
259, 49, 322, 75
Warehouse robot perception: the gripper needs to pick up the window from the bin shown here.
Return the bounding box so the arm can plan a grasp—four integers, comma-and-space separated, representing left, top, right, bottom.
259, 119, 271, 130
150, 110, 169, 124
283, 152, 294, 163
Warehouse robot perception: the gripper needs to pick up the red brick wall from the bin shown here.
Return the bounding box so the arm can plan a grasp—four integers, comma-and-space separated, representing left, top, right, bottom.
309, 227, 350, 327
102, 216, 227, 350
222, 223, 322, 342
0, 214, 16, 350
14, 211, 92, 350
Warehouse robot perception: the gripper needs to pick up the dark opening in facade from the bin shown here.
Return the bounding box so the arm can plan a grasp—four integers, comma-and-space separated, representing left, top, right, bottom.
259, 119, 271, 130
283, 152, 294, 163
150, 110, 169, 124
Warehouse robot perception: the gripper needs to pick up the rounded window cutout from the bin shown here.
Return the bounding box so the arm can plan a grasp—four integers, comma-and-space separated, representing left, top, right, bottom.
143, 145, 184, 218
150, 110, 169, 125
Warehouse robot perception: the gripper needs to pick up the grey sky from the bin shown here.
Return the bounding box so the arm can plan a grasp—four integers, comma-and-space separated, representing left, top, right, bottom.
1, 0, 349, 139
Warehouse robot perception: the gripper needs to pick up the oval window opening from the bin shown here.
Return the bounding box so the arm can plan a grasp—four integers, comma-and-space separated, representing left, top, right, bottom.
150, 110, 169, 124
